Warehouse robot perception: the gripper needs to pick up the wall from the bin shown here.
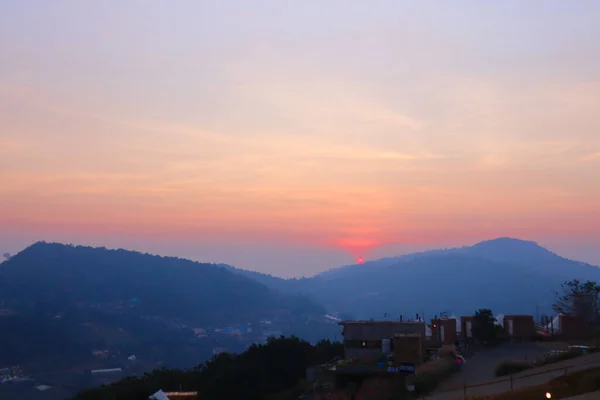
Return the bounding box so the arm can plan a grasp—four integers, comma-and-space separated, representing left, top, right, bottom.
504, 315, 534, 339
460, 316, 474, 340
344, 347, 384, 361
431, 319, 457, 345
341, 322, 425, 360
393, 335, 422, 365
559, 315, 592, 341
341, 322, 425, 341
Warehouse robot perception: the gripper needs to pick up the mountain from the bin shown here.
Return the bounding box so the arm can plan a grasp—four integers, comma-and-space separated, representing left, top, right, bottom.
218, 263, 297, 293
231, 238, 600, 319
0, 242, 324, 326
0, 242, 338, 375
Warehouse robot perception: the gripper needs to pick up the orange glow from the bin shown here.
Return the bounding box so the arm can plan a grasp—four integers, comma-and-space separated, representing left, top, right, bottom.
1, 1, 600, 271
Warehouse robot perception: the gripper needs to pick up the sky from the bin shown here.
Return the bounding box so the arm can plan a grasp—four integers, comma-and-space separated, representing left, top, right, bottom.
1, 1, 600, 277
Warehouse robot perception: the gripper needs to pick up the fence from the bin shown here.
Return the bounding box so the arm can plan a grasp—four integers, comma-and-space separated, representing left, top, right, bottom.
420, 357, 600, 399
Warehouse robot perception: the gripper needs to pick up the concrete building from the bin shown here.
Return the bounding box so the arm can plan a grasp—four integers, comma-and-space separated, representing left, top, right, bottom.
460, 316, 474, 340
552, 315, 592, 341
339, 320, 426, 360
392, 333, 423, 365
504, 315, 535, 340
431, 318, 457, 345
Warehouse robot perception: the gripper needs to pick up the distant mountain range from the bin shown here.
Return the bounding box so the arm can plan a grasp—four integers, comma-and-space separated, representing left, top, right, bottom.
225, 238, 600, 319
2, 237, 599, 369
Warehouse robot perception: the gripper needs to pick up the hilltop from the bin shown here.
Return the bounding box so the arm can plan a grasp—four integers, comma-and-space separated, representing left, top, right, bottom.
0, 241, 324, 325
226, 238, 600, 319
0, 242, 337, 376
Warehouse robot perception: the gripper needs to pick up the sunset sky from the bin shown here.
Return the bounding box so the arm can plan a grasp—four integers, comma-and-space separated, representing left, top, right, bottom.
1, 1, 599, 276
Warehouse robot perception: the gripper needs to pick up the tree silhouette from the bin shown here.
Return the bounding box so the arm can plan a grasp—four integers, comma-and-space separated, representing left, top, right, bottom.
471, 309, 503, 345
73, 336, 343, 400
553, 280, 600, 328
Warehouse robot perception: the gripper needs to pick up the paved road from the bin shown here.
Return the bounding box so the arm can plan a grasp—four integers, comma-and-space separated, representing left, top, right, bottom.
423, 347, 600, 400
435, 342, 547, 393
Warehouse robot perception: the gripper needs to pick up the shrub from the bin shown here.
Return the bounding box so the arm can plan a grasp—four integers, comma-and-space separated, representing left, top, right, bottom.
408, 358, 457, 395
533, 348, 581, 367
470, 366, 600, 399
494, 360, 531, 377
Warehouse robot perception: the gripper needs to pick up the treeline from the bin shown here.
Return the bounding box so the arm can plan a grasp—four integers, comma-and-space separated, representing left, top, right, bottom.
72, 336, 343, 400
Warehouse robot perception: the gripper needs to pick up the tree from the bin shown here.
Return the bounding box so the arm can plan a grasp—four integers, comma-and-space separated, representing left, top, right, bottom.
73, 336, 344, 400
553, 280, 600, 328
471, 309, 504, 346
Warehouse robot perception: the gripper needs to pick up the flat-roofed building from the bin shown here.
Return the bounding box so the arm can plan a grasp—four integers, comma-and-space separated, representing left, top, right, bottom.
339, 320, 426, 360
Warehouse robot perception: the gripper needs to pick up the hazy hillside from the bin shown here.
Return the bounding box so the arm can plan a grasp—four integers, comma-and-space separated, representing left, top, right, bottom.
230, 238, 600, 319
0, 242, 324, 326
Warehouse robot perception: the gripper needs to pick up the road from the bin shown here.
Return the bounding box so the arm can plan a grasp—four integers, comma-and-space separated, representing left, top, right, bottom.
423, 345, 600, 400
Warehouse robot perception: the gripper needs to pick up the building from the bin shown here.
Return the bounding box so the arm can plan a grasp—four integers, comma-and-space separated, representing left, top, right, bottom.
459, 316, 474, 341
542, 314, 592, 341
392, 333, 423, 365
504, 315, 534, 340
339, 320, 426, 360
430, 318, 457, 345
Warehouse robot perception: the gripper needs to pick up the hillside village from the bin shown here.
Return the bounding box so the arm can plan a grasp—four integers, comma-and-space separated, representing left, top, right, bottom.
301, 311, 596, 399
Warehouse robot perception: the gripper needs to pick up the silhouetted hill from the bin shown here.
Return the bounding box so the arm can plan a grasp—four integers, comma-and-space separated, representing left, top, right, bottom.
218, 264, 299, 293
0, 242, 324, 325
232, 238, 600, 319
0, 242, 342, 381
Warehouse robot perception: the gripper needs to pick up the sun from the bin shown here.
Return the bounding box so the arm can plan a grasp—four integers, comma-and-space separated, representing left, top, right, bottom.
357, 257, 365, 264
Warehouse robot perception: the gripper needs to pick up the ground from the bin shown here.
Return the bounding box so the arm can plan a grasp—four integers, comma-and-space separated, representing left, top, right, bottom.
436, 342, 548, 392
564, 391, 600, 399
429, 343, 600, 400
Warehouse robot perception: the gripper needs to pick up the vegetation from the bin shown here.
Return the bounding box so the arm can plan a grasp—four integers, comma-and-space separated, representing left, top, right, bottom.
553, 279, 600, 328
0, 242, 340, 369
533, 347, 588, 367
471, 366, 600, 399
408, 353, 458, 396
0, 242, 324, 326
472, 308, 505, 346
73, 336, 343, 400
495, 360, 531, 377
495, 346, 595, 377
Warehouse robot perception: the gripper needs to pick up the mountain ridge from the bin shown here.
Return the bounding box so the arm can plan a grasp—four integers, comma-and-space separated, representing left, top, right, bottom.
223, 237, 600, 319
0, 241, 326, 324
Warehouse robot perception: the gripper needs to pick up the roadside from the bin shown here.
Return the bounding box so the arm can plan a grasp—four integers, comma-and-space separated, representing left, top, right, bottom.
435, 342, 547, 392
563, 390, 600, 400
425, 346, 600, 400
